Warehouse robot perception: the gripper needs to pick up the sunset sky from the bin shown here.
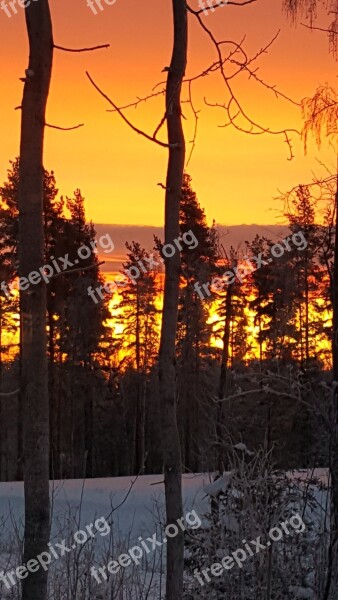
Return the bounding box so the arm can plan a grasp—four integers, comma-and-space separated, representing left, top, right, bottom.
0, 0, 336, 228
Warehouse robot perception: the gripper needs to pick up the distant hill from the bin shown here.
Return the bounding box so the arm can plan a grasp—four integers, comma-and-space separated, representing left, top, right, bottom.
94, 223, 290, 273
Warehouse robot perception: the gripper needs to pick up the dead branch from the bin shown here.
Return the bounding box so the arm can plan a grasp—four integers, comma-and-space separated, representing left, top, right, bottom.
84, 5, 299, 165
186, 81, 200, 167
205, 97, 299, 160
50, 260, 105, 278
107, 88, 166, 112
45, 123, 84, 131
86, 72, 179, 149
54, 44, 110, 52
187, 6, 300, 159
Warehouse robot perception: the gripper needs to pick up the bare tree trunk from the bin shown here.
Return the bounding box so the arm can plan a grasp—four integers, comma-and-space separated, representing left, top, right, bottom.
18, 3, 53, 599
158, 1, 187, 598
327, 175, 338, 600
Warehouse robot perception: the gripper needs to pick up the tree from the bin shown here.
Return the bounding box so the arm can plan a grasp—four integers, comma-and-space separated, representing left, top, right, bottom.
284, 185, 328, 364
86, 0, 296, 592
212, 245, 244, 469
115, 241, 160, 473
280, 6, 338, 583
0, 164, 111, 478
0, 158, 61, 478
18, 2, 53, 600
157, 3, 187, 597
176, 174, 218, 471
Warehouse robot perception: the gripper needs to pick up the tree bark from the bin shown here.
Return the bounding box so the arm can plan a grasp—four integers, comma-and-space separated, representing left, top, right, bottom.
158, 1, 187, 598
327, 175, 338, 599
18, 3, 53, 600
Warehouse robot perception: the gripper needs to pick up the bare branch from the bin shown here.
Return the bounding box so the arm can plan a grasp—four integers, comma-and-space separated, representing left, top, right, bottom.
186, 81, 200, 167
86, 72, 179, 149
54, 43, 110, 52
205, 98, 300, 160
187, 7, 300, 159
301, 21, 338, 34
45, 123, 84, 131
107, 88, 166, 112
50, 261, 105, 279
188, 0, 257, 16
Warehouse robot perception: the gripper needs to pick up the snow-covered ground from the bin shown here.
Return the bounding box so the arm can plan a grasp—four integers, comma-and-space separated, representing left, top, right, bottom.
0, 469, 330, 599
0, 469, 329, 541
0, 473, 214, 542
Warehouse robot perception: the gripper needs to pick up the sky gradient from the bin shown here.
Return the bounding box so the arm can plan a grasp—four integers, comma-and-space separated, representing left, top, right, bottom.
0, 0, 336, 227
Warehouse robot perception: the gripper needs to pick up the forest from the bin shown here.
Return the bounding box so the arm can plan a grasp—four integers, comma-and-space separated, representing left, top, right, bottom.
0, 164, 335, 481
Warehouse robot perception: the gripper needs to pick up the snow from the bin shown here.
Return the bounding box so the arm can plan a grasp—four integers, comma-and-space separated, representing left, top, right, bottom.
233, 443, 255, 456
0, 469, 329, 541
0, 474, 213, 543
0, 469, 330, 599
203, 471, 234, 497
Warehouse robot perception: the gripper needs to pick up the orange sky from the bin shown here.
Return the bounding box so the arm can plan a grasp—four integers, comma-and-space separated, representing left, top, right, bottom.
0, 0, 336, 227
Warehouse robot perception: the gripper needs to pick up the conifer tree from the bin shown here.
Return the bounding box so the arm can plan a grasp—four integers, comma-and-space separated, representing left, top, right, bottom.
115, 241, 160, 472
176, 174, 218, 470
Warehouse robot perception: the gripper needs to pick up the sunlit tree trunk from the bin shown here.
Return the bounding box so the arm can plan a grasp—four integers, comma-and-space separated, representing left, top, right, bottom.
18, 2, 53, 599
158, 0, 187, 597
216, 282, 233, 470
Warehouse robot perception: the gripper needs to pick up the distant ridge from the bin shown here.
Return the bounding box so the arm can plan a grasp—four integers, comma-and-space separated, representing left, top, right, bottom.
94, 223, 290, 273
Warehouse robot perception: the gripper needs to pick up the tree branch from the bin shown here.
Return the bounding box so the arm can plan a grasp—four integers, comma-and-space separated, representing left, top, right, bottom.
86, 72, 179, 149
54, 44, 110, 52
301, 22, 338, 35
188, 0, 257, 16
51, 261, 105, 279
45, 123, 84, 131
